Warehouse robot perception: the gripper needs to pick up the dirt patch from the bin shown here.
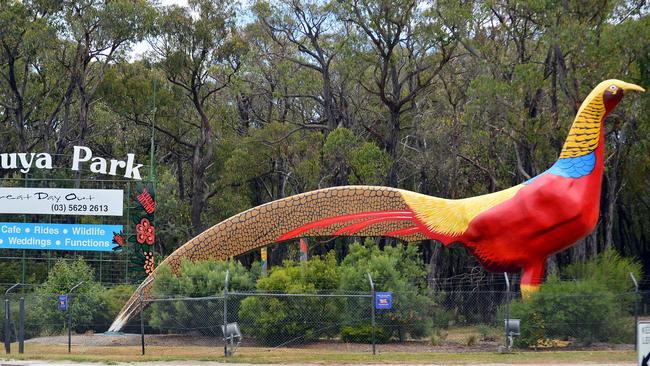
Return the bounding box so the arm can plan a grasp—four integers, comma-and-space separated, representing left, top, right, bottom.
24, 333, 634, 353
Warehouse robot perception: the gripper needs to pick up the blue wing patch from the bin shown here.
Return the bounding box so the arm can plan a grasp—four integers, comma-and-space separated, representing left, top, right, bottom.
525, 152, 596, 184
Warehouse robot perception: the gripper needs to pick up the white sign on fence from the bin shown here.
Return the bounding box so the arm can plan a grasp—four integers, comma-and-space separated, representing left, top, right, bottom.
0, 187, 123, 216
639, 321, 650, 366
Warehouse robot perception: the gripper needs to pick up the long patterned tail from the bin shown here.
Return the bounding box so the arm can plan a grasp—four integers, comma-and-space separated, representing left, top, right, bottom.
109, 186, 429, 332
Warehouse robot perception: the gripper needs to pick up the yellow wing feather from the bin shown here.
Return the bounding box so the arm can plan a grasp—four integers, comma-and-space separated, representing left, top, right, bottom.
399, 185, 524, 236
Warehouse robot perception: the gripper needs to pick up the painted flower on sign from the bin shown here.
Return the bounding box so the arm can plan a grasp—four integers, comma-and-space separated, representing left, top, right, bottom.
137, 187, 156, 215
130, 185, 158, 279
136, 218, 155, 245
113, 233, 124, 245
144, 252, 155, 274
112, 231, 124, 251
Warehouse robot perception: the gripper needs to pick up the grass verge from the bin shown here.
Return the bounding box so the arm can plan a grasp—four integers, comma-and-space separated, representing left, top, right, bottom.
0, 343, 636, 364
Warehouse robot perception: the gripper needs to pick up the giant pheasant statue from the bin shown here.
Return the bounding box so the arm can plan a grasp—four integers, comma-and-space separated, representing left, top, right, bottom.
109, 79, 644, 332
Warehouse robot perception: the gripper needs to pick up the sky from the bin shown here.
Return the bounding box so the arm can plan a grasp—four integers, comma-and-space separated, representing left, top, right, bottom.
130, 0, 256, 59
158, 0, 188, 6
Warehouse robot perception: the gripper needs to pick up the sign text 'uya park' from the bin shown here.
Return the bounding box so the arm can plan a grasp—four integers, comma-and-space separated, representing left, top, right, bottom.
0, 146, 145, 180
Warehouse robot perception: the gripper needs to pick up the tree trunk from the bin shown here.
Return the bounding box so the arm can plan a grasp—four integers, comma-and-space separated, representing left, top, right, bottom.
428, 242, 442, 290
190, 152, 206, 236
387, 108, 400, 186
177, 154, 185, 200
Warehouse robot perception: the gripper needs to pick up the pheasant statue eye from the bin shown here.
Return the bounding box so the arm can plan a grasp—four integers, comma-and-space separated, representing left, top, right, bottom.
108, 79, 645, 333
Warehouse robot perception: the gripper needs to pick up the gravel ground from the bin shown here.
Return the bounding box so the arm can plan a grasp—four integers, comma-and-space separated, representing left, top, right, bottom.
24, 333, 634, 353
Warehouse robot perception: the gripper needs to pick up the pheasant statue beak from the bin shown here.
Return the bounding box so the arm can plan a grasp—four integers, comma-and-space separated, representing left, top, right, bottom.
621, 82, 645, 92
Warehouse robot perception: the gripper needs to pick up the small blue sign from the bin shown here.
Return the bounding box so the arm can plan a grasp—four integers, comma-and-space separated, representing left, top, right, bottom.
0, 222, 122, 252
375, 292, 392, 309
58, 295, 68, 311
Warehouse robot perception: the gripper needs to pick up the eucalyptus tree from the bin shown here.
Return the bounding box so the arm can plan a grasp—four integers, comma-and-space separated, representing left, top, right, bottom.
54, 0, 155, 154
0, 0, 63, 153
151, 0, 246, 235
253, 0, 350, 132
336, 0, 461, 186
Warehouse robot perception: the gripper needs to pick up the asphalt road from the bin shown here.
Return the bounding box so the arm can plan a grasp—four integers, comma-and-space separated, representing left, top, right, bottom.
0, 362, 638, 366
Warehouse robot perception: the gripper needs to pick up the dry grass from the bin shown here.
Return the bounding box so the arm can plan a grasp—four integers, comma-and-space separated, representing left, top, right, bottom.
0, 343, 636, 364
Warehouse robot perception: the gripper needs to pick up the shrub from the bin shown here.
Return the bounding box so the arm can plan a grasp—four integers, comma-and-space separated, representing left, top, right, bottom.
563, 249, 641, 305
430, 328, 448, 346
238, 253, 342, 346
148, 259, 254, 334
508, 250, 641, 347
339, 241, 433, 341
476, 324, 500, 341
431, 307, 454, 329
465, 334, 478, 346
30, 258, 105, 335
340, 324, 391, 343
94, 285, 135, 331
510, 277, 627, 346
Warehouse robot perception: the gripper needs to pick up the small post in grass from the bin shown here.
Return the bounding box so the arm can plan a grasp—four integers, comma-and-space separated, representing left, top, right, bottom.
223, 269, 230, 357
18, 296, 24, 354
630, 272, 639, 351
503, 273, 510, 352
140, 286, 145, 355
4, 298, 9, 354
68, 281, 83, 354
4, 283, 20, 354
367, 272, 375, 355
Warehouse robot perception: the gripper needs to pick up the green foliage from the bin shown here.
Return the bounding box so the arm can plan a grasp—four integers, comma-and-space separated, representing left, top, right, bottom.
511, 251, 642, 347
238, 253, 342, 345
149, 259, 254, 334
563, 249, 642, 293
322, 128, 389, 185
95, 285, 136, 330
339, 241, 433, 341
31, 259, 105, 335
348, 142, 390, 185
430, 306, 454, 329
510, 277, 629, 347
429, 327, 448, 346
476, 324, 500, 341
340, 324, 391, 344
151, 258, 255, 298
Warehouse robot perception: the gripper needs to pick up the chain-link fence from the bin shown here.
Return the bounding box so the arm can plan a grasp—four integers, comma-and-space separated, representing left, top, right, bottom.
2, 278, 649, 355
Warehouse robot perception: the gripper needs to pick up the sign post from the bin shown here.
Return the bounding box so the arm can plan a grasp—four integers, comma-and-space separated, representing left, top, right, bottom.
639, 321, 650, 366
67, 282, 83, 354
367, 273, 375, 356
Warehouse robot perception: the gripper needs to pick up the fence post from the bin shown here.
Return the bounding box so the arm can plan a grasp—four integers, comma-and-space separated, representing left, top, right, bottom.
503, 273, 510, 352
18, 296, 24, 354
140, 287, 145, 355
630, 272, 639, 351
3, 298, 9, 354
4, 283, 20, 354
367, 273, 375, 356
68, 281, 83, 354
223, 269, 230, 357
